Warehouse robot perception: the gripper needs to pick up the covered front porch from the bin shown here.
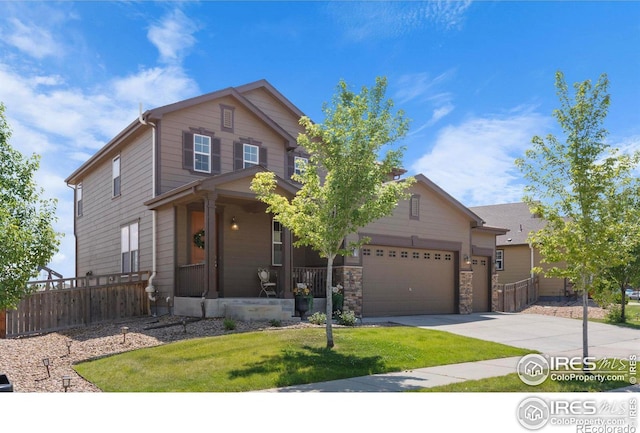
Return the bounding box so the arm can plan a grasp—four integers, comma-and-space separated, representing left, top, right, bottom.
147, 167, 346, 320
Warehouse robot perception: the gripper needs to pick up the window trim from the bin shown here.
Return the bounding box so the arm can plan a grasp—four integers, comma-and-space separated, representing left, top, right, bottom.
112, 155, 121, 198
243, 143, 259, 168
193, 133, 212, 174
495, 249, 504, 271
121, 221, 139, 273
272, 218, 283, 267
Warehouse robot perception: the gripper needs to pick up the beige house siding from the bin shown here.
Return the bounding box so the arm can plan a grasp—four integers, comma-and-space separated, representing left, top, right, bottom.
158, 96, 290, 194
75, 130, 153, 277
534, 250, 566, 298
361, 182, 471, 254
155, 207, 176, 296
497, 244, 565, 297
242, 87, 305, 140
496, 244, 532, 284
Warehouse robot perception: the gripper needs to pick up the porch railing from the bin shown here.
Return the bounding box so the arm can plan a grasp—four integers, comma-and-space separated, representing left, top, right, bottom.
293, 267, 339, 298
177, 264, 206, 297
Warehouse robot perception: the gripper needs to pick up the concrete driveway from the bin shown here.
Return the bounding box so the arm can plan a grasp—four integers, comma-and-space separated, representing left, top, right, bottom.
363, 312, 640, 359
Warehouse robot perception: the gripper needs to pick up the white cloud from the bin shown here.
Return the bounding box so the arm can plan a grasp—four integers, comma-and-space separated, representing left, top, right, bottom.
112, 66, 199, 109
330, 1, 472, 42
4, 17, 64, 59
0, 6, 203, 278
147, 9, 198, 64
410, 107, 551, 206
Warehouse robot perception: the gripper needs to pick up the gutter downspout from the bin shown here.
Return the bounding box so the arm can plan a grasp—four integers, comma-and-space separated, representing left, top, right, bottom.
139, 105, 158, 308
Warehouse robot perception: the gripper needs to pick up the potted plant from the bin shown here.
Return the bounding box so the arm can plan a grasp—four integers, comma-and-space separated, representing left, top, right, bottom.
293, 283, 313, 319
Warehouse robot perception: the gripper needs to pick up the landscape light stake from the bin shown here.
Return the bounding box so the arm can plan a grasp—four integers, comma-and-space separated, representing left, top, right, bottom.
121, 326, 129, 344
42, 358, 50, 378
65, 340, 72, 356
62, 376, 71, 392
182, 319, 187, 334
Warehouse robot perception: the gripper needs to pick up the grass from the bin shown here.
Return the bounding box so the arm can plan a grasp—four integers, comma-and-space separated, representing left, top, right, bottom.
421, 358, 638, 392
592, 302, 640, 330
73, 326, 532, 392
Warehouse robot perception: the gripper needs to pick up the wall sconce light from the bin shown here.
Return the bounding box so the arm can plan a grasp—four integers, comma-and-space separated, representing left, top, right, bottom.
230, 217, 239, 231
464, 255, 471, 265
62, 375, 71, 392
121, 326, 129, 344
42, 358, 50, 378
65, 340, 72, 356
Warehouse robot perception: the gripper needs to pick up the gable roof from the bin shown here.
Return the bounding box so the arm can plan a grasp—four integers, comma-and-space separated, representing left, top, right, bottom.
470, 202, 545, 246
65, 79, 302, 185
414, 174, 485, 227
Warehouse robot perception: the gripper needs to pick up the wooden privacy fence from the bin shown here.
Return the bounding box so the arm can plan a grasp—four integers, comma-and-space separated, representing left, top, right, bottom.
1, 271, 150, 338
494, 277, 538, 313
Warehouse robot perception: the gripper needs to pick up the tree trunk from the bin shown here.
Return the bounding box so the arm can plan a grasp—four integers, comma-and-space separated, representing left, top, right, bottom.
325, 255, 335, 348
620, 283, 626, 322
582, 276, 590, 372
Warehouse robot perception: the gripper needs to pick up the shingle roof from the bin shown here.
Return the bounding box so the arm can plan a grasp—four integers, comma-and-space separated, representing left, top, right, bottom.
469, 202, 546, 246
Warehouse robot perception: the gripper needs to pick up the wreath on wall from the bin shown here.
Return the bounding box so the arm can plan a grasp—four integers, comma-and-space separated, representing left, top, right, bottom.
193, 229, 205, 249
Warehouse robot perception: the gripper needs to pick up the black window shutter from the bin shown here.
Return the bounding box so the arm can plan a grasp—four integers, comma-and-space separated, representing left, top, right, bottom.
183, 131, 194, 170
287, 152, 295, 178
211, 138, 221, 174
233, 141, 243, 170
259, 147, 267, 167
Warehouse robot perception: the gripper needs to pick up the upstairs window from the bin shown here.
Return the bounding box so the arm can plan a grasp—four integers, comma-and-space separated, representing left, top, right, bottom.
76, 183, 83, 217
112, 155, 121, 197
244, 143, 259, 168
495, 249, 504, 271
183, 130, 220, 175
193, 134, 211, 173
294, 156, 308, 176
234, 140, 266, 170
121, 222, 139, 273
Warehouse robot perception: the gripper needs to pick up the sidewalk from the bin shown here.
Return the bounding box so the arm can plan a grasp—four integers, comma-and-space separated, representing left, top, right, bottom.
263, 356, 522, 392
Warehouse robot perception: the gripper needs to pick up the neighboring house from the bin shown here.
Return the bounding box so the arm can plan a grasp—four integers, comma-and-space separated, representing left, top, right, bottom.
470, 202, 568, 300
65, 79, 506, 320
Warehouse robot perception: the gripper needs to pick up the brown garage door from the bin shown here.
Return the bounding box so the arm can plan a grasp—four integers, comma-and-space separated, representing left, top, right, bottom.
362, 246, 456, 316
472, 256, 490, 312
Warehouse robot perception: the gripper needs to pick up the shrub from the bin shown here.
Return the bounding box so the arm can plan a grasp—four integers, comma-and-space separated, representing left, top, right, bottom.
336, 310, 357, 326
269, 319, 282, 327
223, 318, 236, 330
308, 312, 326, 325
605, 305, 624, 324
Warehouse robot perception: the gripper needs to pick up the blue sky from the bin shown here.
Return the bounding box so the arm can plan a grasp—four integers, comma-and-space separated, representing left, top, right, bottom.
1, 1, 639, 280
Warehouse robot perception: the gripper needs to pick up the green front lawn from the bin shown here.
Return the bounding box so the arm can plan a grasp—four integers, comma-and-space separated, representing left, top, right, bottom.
74, 326, 532, 392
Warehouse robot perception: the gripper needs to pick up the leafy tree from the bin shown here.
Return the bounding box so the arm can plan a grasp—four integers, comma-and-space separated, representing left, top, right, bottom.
251, 77, 414, 348
0, 102, 61, 310
601, 243, 640, 322
516, 72, 640, 363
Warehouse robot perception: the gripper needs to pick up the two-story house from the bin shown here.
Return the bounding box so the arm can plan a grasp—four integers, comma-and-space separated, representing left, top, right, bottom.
65, 79, 506, 320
